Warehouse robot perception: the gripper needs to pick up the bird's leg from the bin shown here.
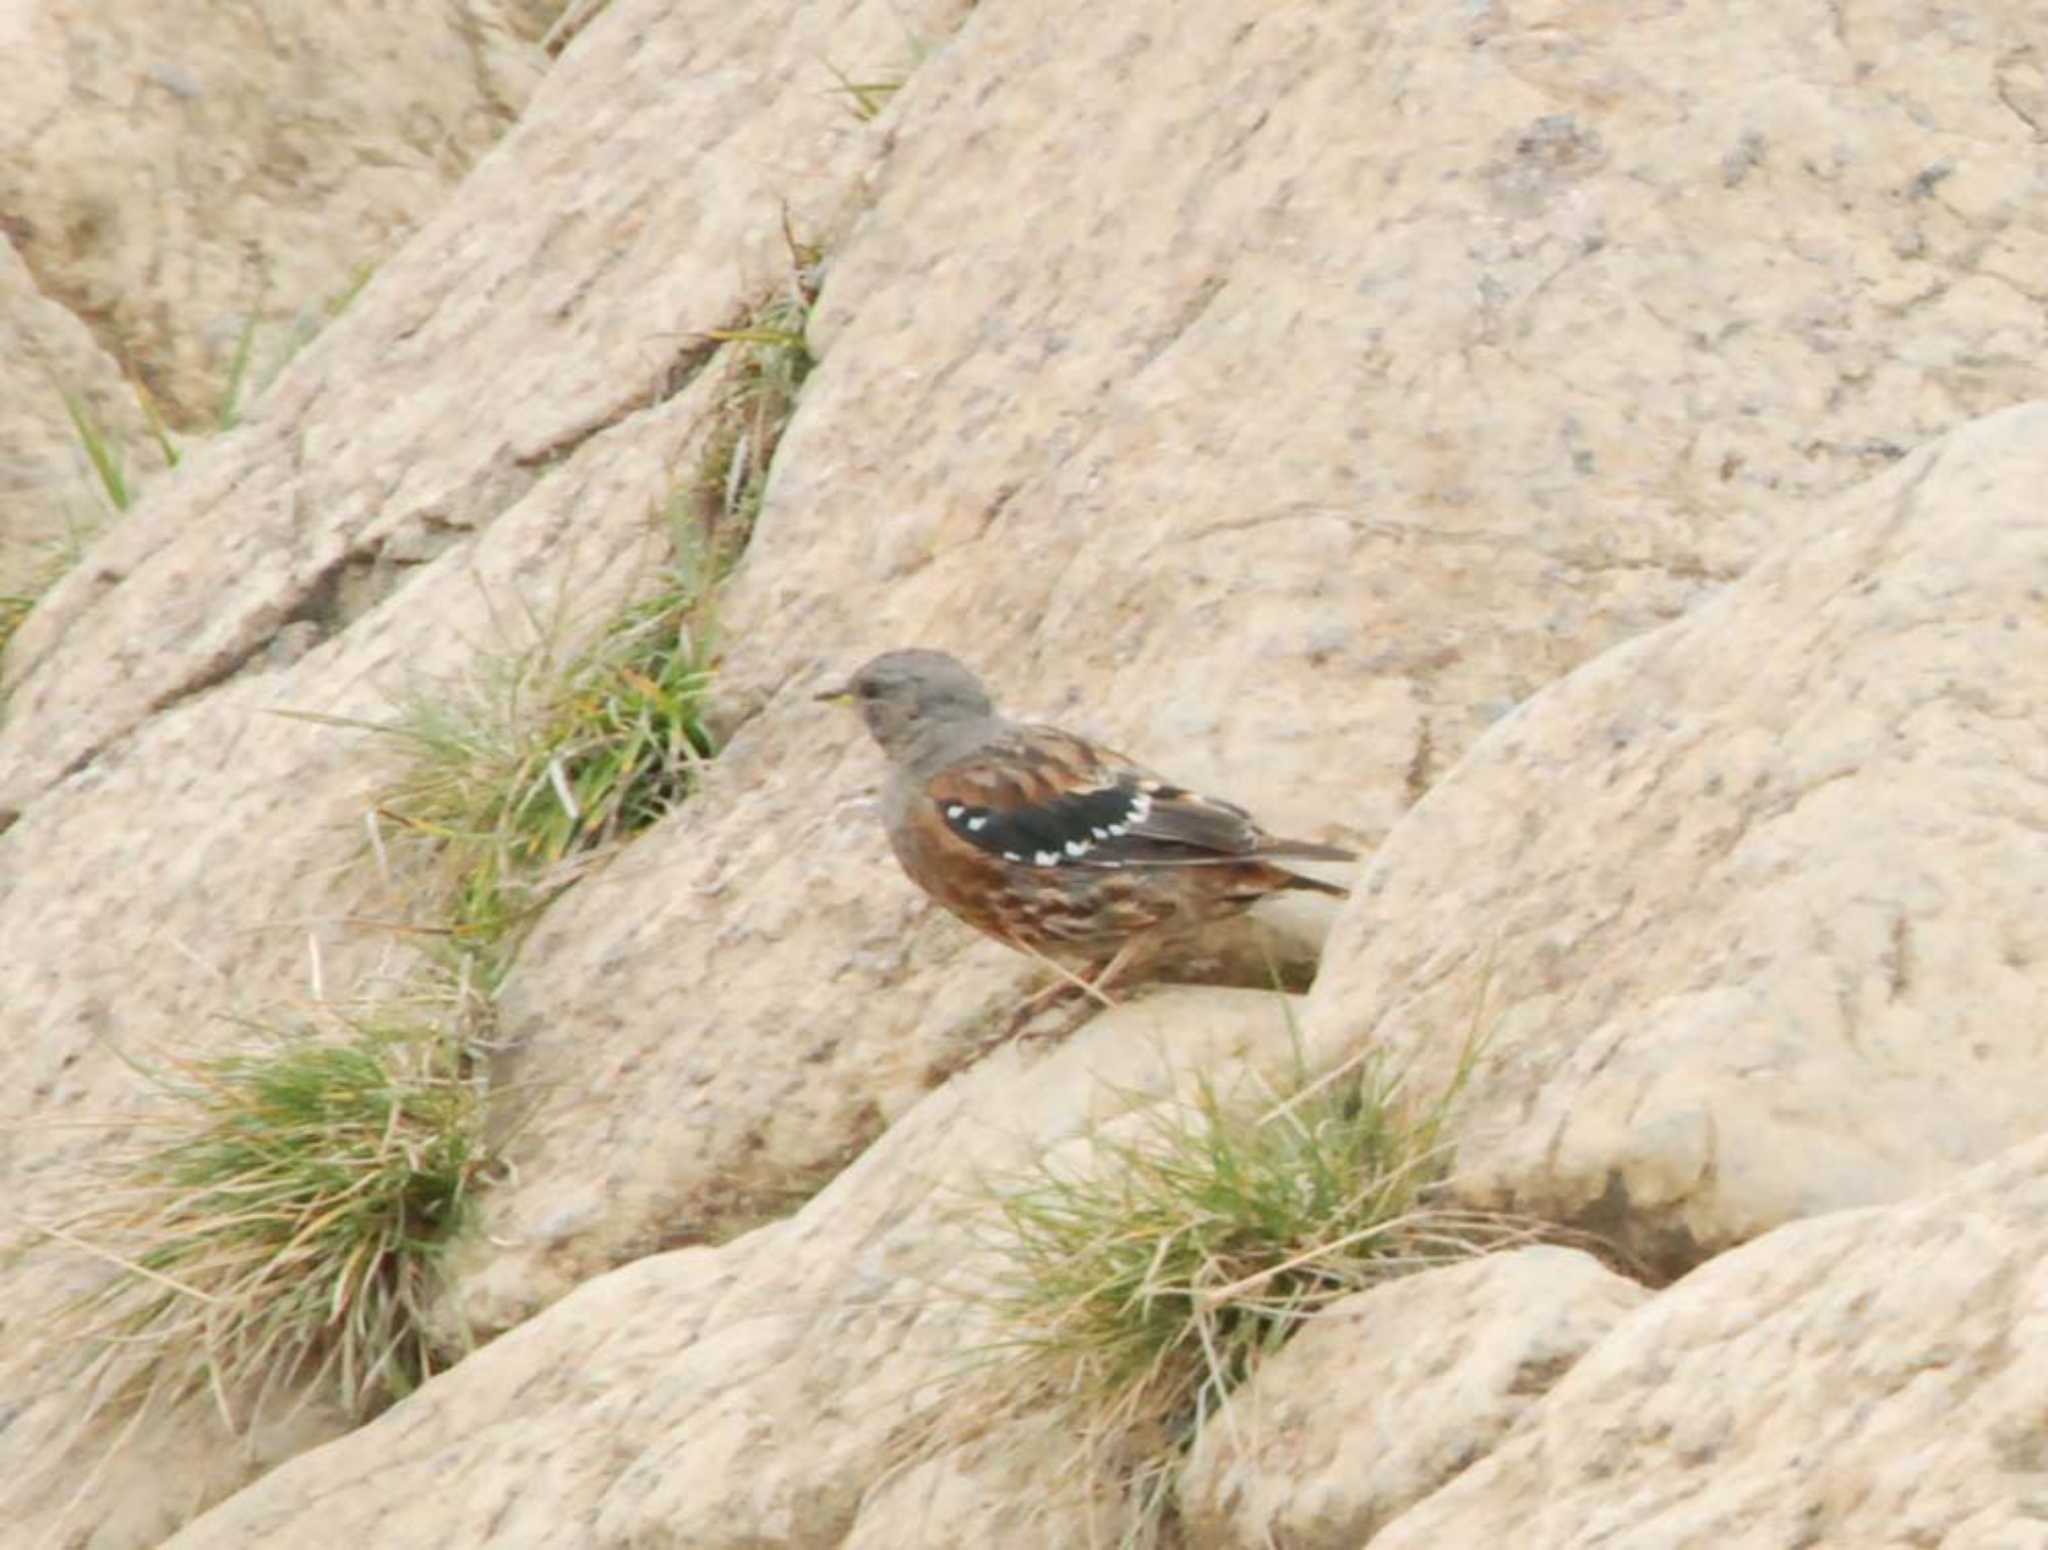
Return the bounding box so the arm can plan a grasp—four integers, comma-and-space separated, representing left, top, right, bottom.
997, 934, 1171, 1046
1083, 936, 1146, 1001
989, 938, 1124, 1044
1024, 944, 1121, 1010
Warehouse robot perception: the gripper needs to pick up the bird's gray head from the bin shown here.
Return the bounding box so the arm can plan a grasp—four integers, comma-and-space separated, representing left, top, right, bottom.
818, 649, 997, 767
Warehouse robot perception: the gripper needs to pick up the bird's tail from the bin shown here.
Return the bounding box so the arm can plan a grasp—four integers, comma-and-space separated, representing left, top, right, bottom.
1254, 836, 1355, 899
1253, 837, 1356, 864
1276, 869, 1349, 899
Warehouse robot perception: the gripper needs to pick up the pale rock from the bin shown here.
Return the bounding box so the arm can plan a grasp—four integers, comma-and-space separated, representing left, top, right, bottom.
0, 0, 960, 802
0, 0, 2045, 1543
0, 0, 540, 427
843, 1418, 1128, 1550
730, 0, 2048, 822
1179, 1246, 1649, 1550
1373, 1133, 2048, 1550
0, 0, 972, 1537
1305, 400, 2048, 1274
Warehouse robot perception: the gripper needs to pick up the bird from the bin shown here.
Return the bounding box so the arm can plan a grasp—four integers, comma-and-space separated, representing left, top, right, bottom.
817, 648, 1354, 1001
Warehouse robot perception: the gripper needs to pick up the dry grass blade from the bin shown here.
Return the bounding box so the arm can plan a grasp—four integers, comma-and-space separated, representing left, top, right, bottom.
61, 391, 131, 513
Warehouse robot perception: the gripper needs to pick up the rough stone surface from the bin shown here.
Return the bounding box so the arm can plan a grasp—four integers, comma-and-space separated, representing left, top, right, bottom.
730, 0, 2048, 777
1180, 1246, 1650, 1550
1, 0, 2046, 1544
0, 0, 540, 587
0, 0, 970, 1538
1305, 400, 2048, 1275
840, 1417, 1127, 1550
0, 386, 718, 1546
1372, 1133, 2048, 1550
0, 0, 540, 427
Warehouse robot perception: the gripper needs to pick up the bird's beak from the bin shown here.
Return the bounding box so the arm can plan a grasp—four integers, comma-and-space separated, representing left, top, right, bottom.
814, 683, 853, 705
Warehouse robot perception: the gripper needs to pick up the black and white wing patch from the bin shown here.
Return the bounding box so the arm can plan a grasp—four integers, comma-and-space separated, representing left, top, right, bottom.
937, 781, 1162, 867
924, 726, 1274, 870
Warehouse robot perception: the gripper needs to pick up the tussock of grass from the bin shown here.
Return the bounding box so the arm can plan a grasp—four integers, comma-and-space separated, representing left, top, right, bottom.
960, 1038, 1530, 1544
362, 540, 717, 982
40, 1008, 489, 1432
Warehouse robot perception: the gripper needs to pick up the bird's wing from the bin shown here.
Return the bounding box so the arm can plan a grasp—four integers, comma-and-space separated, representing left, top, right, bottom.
921, 724, 1340, 869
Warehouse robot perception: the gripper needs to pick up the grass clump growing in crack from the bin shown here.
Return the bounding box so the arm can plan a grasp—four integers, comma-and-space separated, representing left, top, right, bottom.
687, 226, 820, 567
328, 236, 829, 985
366, 526, 719, 983
964, 1039, 1530, 1544
40, 1006, 489, 1432
353, 231, 832, 979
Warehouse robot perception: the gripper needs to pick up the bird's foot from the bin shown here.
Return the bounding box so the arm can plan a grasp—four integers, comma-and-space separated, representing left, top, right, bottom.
995, 938, 1151, 1046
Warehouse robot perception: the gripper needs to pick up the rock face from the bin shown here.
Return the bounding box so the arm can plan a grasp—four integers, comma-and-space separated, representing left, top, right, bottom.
0, 0, 539, 424
0, 0, 540, 564
1305, 401, 2048, 1276
1370, 1134, 2048, 1550
0, 0, 965, 1535
3, 0, 2047, 1545
1180, 1247, 1651, 1549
